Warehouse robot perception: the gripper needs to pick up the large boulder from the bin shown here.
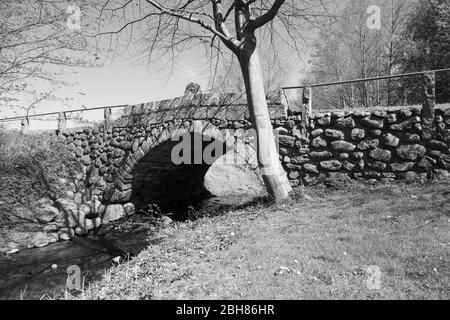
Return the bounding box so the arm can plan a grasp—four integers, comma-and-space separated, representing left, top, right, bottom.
78, 203, 91, 217
73, 192, 85, 206
103, 204, 126, 223
83, 199, 105, 218
34, 206, 59, 224
54, 199, 80, 228
76, 217, 102, 235
84, 217, 102, 231
58, 228, 75, 241
47, 233, 59, 244
55, 198, 78, 214
31, 232, 51, 248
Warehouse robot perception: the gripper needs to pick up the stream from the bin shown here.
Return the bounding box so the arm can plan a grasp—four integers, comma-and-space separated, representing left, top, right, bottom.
0, 196, 255, 300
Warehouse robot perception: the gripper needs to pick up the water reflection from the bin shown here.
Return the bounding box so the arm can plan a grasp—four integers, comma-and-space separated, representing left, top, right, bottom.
0, 216, 156, 300
0, 195, 256, 300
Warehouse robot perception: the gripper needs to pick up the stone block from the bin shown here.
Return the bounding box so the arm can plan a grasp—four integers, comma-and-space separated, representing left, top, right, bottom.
320, 160, 342, 171
396, 144, 426, 161
325, 129, 345, 140
351, 129, 365, 140
369, 148, 392, 162
311, 137, 327, 148
382, 133, 400, 147
331, 141, 356, 152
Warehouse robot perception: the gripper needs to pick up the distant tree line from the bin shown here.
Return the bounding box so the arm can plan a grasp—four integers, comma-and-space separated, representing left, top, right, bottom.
307, 0, 450, 109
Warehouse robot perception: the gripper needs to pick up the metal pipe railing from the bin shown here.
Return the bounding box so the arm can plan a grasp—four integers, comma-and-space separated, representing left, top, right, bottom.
0, 104, 128, 122
0, 68, 448, 124
281, 68, 450, 116
281, 68, 450, 90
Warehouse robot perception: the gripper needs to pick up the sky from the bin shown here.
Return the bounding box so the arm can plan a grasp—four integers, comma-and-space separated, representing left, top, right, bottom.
2, 48, 310, 131
0, 1, 317, 131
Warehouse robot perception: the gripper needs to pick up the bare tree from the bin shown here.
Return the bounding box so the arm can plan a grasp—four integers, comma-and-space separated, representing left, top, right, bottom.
0, 1, 94, 114
307, 0, 416, 109
89, 0, 333, 200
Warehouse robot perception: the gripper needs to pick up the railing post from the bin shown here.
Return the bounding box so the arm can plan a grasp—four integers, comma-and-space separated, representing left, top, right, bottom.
104, 107, 112, 137
421, 71, 436, 138
58, 112, 67, 132
302, 87, 312, 124
20, 117, 29, 135
280, 89, 290, 118
351, 83, 355, 108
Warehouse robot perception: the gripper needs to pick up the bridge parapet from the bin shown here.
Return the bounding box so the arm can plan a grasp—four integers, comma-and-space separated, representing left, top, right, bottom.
113, 91, 288, 127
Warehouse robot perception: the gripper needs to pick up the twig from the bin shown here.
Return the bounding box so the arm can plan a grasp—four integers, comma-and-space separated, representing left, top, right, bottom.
385, 219, 437, 235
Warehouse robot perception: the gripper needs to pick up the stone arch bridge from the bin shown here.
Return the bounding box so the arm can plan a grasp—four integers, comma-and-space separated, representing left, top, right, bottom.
60, 91, 300, 209
60, 83, 450, 217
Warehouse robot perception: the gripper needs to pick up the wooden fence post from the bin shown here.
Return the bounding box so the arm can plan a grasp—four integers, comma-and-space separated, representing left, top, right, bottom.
104, 108, 112, 137
58, 112, 67, 132
421, 71, 436, 139
20, 117, 29, 135
302, 87, 312, 124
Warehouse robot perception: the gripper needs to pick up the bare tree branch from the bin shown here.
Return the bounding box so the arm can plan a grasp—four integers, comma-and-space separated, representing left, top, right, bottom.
145, 0, 237, 48
250, 0, 287, 30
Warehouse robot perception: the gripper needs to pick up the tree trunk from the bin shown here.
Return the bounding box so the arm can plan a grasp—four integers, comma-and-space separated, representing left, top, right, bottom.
238, 44, 292, 200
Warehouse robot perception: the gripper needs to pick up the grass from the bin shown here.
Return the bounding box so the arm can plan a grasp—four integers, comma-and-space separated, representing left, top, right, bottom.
0, 129, 81, 209
67, 178, 450, 300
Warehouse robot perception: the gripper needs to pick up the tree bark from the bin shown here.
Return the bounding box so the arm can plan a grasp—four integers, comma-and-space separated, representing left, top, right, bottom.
238, 38, 292, 200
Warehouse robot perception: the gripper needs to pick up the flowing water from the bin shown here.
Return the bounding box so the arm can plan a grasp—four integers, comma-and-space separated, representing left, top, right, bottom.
0, 195, 256, 300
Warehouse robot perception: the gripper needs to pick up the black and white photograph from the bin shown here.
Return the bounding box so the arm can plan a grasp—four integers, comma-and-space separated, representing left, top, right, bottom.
0, 0, 449, 305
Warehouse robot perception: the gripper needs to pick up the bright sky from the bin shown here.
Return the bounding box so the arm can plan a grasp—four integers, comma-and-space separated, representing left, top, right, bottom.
1, 2, 316, 131
45, 46, 307, 110
2, 47, 310, 131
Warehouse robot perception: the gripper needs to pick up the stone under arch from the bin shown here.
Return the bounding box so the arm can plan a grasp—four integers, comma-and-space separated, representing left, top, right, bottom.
104, 120, 258, 210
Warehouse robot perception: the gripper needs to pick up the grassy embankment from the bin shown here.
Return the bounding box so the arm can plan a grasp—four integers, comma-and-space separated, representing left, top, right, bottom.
0, 130, 80, 212
68, 178, 450, 300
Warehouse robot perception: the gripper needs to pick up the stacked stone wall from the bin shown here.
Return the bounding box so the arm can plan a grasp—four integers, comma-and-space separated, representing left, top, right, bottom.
276, 106, 450, 186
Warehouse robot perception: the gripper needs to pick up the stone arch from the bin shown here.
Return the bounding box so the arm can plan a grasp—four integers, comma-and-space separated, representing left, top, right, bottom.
104, 120, 257, 209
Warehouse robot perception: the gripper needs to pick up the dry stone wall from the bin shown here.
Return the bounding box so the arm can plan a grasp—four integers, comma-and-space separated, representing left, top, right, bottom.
277, 106, 450, 186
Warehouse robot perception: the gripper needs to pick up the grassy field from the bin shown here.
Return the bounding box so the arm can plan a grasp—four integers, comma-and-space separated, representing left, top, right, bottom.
68, 178, 450, 300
